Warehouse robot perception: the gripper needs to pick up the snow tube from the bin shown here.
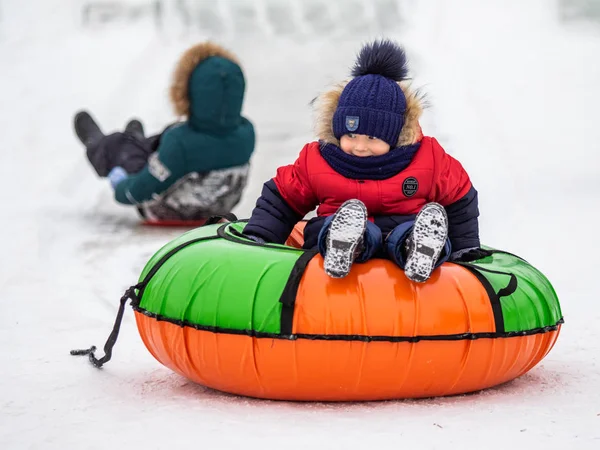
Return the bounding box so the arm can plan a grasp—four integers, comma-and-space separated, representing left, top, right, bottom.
131, 221, 563, 401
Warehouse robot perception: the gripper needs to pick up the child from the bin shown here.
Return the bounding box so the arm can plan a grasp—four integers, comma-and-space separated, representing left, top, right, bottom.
73, 42, 255, 222
244, 39, 486, 282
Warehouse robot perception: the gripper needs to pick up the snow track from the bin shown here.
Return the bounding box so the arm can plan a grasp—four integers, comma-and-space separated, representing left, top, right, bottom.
1, 0, 600, 448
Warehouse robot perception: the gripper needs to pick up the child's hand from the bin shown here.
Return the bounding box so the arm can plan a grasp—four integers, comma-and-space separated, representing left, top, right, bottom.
450, 247, 493, 262
245, 234, 266, 244
107, 166, 128, 189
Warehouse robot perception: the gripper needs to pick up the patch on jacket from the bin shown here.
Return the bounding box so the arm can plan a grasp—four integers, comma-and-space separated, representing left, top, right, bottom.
345, 116, 359, 131
148, 153, 171, 182
402, 177, 418, 197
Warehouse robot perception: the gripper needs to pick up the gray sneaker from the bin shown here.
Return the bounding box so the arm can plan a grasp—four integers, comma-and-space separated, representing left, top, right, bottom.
323, 199, 368, 278
404, 202, 448, 283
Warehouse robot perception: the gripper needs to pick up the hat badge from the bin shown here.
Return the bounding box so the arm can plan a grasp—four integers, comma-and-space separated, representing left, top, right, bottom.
345, 116, 359, 132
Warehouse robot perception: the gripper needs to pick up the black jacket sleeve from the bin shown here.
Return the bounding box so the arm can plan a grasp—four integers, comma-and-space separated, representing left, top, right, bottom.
243, 180, 303, 244
445, 185, 480, 251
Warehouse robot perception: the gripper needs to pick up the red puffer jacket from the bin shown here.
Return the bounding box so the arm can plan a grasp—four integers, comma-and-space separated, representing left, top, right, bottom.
273, 137, 472, 219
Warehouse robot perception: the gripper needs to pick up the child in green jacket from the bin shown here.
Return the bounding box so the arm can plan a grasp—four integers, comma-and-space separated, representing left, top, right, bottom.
74, 42, 255, 222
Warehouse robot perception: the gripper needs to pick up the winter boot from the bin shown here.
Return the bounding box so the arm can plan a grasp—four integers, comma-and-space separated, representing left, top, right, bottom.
124, 119, 145, 140
323, 199, 368, 278
74, 111, 104, 148
404, 202, 448, 283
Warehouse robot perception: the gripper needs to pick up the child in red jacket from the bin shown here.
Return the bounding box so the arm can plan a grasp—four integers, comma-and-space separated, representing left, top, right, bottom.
244, 40, 486, 282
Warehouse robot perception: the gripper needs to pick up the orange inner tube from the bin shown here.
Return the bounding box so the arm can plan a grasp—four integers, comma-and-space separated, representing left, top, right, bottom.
134, 221, 560, 400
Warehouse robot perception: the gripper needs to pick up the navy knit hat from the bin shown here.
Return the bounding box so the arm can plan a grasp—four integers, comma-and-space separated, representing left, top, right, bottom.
333, 40, 410, 147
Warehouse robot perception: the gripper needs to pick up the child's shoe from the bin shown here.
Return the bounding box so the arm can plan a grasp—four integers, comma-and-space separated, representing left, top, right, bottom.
404, 202, 448, 283
324, 199, 368, 278
125, 119, 145, 140
74, 111, 104, 148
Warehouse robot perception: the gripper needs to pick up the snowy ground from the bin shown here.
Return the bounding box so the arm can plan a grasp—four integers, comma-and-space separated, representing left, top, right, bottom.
1, 0, 600, 448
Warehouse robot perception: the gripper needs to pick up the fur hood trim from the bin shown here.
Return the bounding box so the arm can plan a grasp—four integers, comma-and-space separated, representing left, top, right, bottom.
170, 42, 240, 117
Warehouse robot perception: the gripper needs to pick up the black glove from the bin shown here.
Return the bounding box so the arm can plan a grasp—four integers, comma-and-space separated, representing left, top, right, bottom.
450, 247, 494, 262
245, 234, 266, 244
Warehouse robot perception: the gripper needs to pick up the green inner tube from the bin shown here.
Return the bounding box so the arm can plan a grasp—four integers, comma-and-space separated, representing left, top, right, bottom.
136, 222, 563, 337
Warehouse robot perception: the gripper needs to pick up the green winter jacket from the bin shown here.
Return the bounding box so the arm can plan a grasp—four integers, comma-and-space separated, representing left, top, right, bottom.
114, 52, 255, 205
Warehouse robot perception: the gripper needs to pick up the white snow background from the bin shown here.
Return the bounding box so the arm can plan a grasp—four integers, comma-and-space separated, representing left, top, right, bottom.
1, 0, 599, 449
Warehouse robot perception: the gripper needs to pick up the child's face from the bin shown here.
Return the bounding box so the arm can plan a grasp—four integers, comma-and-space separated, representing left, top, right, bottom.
339, 133, 391, 157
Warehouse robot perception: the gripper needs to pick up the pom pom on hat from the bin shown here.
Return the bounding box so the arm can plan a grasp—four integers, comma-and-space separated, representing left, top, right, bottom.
333, 40, 409, 147
351, 39, 409, 81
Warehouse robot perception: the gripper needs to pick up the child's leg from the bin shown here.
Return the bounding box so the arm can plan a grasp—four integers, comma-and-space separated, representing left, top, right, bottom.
110, 133, 153, 174
75, 111, 152, 177
385, 203, 451, 282
86, 133, 150, 177
318, 199, 381, 278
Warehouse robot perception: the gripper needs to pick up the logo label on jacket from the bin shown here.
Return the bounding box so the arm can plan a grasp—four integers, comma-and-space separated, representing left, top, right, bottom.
148, 153, 171, 182
402, 177, 418, 197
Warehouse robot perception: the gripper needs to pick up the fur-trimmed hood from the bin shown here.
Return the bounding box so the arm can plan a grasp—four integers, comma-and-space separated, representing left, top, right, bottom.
314, 80, 424, 147
170, 42, 246, 131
